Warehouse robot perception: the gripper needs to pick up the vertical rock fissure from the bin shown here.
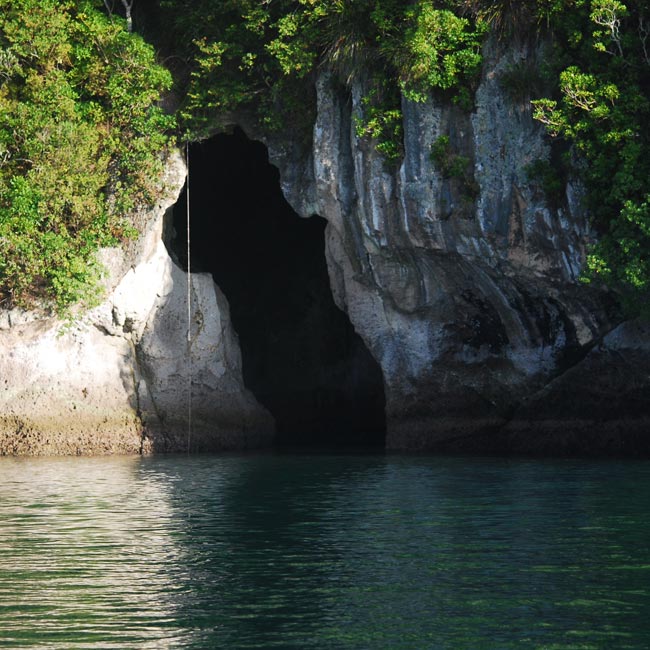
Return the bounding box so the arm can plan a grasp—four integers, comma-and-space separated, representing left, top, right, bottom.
170, 128, 387, 448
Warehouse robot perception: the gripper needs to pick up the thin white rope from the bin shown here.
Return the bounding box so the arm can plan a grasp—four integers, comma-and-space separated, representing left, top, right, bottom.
186, 141, 192, 455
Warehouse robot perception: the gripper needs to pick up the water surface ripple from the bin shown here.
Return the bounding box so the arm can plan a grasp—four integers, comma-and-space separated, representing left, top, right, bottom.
1, 454, 649, 648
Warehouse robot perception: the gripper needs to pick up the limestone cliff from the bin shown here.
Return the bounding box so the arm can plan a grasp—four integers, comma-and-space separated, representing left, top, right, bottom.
264, 41, 649, 454
1, 38, 648, 456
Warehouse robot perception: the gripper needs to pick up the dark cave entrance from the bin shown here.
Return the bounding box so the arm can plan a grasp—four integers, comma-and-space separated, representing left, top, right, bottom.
170, 128, 386, 448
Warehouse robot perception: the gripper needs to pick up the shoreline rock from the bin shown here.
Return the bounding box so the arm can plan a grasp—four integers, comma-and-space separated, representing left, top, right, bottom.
0, 151, 274, 456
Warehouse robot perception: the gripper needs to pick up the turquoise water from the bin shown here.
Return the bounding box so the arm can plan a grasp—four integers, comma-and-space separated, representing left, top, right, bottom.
1, 453, 649, 649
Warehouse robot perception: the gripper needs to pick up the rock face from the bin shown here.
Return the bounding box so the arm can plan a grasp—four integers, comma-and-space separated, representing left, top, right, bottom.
499, 319, 650, 456
135, 258, 273, 452
1, 38, 647, 456
0, 318, 145, 456
264, 40, 647, 453
0, 152, 273, 455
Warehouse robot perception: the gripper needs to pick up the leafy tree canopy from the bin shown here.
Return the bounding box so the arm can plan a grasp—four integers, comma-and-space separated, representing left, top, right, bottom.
531, 0, 650, 306
0, 0, 173, 311
0, 0, 648, 312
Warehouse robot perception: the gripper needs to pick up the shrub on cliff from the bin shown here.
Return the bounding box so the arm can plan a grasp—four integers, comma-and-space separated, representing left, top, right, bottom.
0, 0, 174, 312
531, 0, 650, 306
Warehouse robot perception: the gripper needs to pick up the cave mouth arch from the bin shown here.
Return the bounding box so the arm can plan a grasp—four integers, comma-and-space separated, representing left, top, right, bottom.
170, 128, 386, 449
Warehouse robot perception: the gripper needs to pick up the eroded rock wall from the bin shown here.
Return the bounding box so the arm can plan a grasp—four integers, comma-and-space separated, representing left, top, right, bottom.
265, 40, 647, 453
2, 37, 647, 456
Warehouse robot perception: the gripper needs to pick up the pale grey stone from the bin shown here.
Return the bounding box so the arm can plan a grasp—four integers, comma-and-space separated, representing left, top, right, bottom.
0, 150, 273, 455
261, 43, 643, 453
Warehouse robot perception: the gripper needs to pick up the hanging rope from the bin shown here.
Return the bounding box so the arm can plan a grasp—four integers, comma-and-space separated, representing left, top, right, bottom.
186, 141, 192, 454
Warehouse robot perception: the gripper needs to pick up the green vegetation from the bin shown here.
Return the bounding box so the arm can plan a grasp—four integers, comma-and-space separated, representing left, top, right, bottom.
0, 0, 488, 310
353, 82, 404, 162
156, 1, 486, 147
525, 158, 566, 210
1, 0, 649, 311
430, 134, 478, 199
498, 59, 546, 103
431, 135, 470, 179
530, 0, 650, 304
0, 0, 173, 311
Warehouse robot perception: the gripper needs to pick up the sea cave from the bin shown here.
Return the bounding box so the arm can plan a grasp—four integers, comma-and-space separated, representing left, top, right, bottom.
170, 128, 386, 448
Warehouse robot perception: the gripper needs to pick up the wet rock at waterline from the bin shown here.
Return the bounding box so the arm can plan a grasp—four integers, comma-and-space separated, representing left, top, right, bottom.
0, 322, 145, 456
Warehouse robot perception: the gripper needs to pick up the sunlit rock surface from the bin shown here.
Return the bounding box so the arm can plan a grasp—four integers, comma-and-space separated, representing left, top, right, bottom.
0, 152, 272, 455
136, 262, 274, 452
0, 319, 144, 455
264, 42, 645, 453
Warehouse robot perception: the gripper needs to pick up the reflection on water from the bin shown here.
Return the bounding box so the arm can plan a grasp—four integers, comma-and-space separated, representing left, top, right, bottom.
0, 457, 189, 648
1, 454, 649, 648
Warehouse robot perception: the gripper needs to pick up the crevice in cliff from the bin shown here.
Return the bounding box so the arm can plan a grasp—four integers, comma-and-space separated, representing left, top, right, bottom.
169, 127, 386, 448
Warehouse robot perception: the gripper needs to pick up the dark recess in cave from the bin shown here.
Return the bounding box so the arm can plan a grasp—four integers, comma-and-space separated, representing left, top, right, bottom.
170, 128, 386, 448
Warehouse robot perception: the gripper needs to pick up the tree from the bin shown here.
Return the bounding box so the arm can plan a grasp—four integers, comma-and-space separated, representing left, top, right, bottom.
0, 0, 173, 311
532, 0, 650, 304
103, 0, 134, 32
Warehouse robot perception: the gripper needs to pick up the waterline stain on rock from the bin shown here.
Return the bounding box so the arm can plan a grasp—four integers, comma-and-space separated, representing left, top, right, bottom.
170, 128, 386, 448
